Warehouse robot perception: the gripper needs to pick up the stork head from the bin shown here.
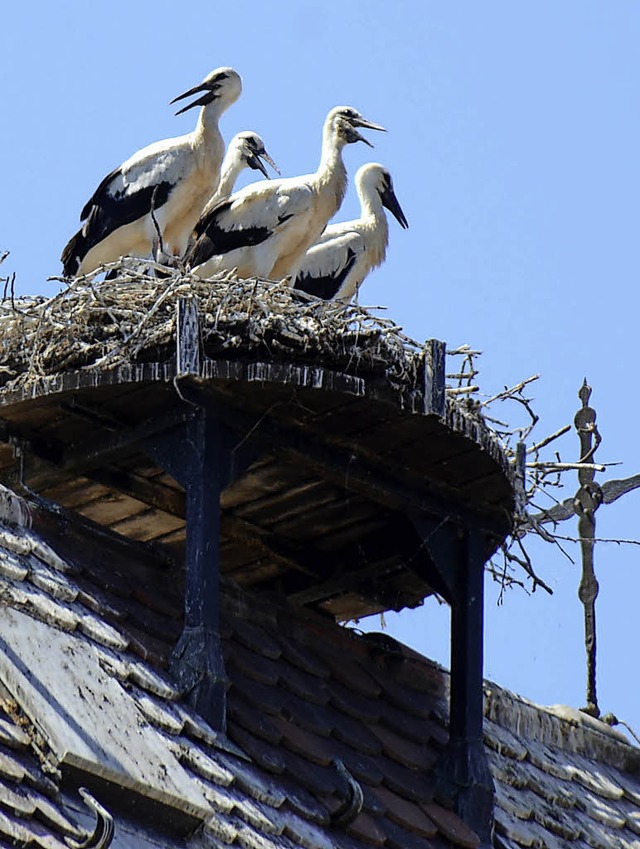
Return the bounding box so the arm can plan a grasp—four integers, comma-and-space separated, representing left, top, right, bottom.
357, 163, 409, 229
232, 131, 280, 179
327, 107, 386, 148
171, 67, 242, 115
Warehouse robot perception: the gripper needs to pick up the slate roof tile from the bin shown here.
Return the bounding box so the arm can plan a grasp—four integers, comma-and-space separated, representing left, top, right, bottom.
328, 680, 381, 723
575, 788, 627, 829
270, 715, 336, 768
126, 657, 181, 699
370, 722, 439, 771
180, 741, 237, 786
484, 718, 529, 761
0, 748, 24, 783
345, 810, 387, 846
320, 655, 382, 700
232, 620, 282, 660
327, 706, 382, 756
378, 754, 436, 802
422, 802, 481, 849
278, 747, 343, 797
75, 608, 130, 650
216, 753, 288, 810
26, 557, 79, 603
0, 808, 35, 845
330, 745, 385, 788
280, 694, 333, 739
230, 642, 282, 687
202, 810, 239, 842
275, 807, 338, 849
383, 816, 442, 849
227, 719, 286, 775
279, 639, 331, 681
371, 783, 438, 837
280, 664, 330, 707
0, 493, 639, 849
568, 754, 626, 800
0, 776, 36, 816
0, 715, 30, 750
228, 698, 284, 748
277, 775, 332, 824
0, 549, 29, 581
231, 670, 286, 716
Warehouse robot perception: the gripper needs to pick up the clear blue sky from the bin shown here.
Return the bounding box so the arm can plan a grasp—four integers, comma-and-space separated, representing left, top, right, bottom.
2, 2, 639, 739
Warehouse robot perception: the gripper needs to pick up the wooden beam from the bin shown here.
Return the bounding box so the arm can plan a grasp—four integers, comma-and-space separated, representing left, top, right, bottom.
285, 515, 437, 606
1, 406, 196, 493
88, 467, 186, 519
177, 379, 511, 540
222, 513, 327, 578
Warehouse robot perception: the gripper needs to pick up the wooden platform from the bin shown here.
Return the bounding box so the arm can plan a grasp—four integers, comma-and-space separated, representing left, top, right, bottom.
0, 319, 517, 620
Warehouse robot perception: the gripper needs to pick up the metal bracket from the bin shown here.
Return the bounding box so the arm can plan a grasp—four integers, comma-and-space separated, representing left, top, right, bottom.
65, 788, 114, 849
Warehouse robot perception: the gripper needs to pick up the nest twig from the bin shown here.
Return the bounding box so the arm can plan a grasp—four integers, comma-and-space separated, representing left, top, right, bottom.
0, 260, 434, 394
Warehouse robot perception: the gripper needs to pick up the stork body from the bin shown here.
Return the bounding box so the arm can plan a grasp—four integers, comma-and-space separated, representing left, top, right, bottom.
61, 68, 242, 277
186, 107, 385, 281
294, 163, 408, 301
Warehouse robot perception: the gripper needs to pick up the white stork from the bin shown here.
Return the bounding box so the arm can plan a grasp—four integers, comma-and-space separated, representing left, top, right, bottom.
185, 106, 385, 281
213, 131, 279, 204
61, 67, 242, 277
293, 163, 408, 301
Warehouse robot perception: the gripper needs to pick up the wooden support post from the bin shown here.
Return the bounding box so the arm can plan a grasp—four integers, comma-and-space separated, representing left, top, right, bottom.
424, 338, 446, 416
410, 515, 494, 846
176, 298, 201, 377
445, 526, 494, 846
174, 413, 229, 731
144, 412, 235, 731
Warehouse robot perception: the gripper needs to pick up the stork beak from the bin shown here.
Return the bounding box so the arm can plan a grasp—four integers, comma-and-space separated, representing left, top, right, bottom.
259, 150, 281, 176
247, 148, 280, 180
381, 183, 409, 229
170, 81, 218, 115
348, 116, 386, 148
247, 154, 271, 179
353, 117, 387, 134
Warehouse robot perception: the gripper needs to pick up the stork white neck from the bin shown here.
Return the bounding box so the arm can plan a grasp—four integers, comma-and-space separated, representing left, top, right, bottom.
314, 111, 350, 214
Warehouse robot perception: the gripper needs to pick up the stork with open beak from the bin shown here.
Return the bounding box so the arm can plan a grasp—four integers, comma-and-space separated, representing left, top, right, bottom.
185, 132, 279, 258
61, 67, 242, 277
293, 163, 408, 301
185, 106, 385, 281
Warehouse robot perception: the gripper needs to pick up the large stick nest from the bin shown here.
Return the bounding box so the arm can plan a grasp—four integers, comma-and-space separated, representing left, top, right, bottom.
0, 261, 431, 394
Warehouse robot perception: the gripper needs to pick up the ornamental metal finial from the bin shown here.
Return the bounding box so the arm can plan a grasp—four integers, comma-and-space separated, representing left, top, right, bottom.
573, 379, 603, 717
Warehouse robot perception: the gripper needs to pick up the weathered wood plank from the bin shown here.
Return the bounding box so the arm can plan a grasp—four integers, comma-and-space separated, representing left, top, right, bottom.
78, 493, 149, 525
176, 298, 201, 377
109, 508, 184, 542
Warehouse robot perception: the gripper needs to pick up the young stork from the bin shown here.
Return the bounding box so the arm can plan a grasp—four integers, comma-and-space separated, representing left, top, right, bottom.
293, 163, 408, 301
185, 106, 385, 281
182, 132, 279, 261
213, 131, 279, 204
61, 67, 242, 277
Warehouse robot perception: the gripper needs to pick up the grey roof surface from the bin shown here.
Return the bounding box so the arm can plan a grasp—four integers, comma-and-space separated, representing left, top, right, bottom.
0, 485, 638, 849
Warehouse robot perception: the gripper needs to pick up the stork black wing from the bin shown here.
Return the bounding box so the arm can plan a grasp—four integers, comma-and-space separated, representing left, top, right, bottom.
294, 247, 358, 300
62, 175, 173, 276
187, 200, 293, 268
